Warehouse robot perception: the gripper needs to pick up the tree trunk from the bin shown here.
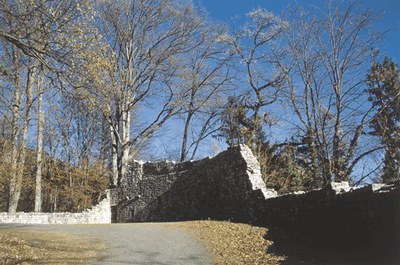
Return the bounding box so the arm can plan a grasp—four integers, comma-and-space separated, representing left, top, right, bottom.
34, 67, 44, 212
8, 71, 21, 213
180, 111, 193, 162
100, 115, 109, 168
181, 90, 196, 162
9, 63, 33, 213
332, 82, 345, 182
121, 109, 131, 180
110, 123, 119, 186
53, 187, 58, 212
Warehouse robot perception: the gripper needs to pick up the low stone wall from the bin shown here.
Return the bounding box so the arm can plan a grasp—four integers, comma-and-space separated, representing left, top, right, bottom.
260, 181, 400, 250
0, 192, 111, 224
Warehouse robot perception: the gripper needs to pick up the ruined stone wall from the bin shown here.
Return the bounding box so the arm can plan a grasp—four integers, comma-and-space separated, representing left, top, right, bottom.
259, 181, 400, 250
118, 144, 400, 252
0, 191, 111, 224
116, 145, 275, 222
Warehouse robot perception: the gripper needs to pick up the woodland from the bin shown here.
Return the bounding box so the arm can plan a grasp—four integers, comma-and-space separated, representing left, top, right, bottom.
0, 0, 399, 213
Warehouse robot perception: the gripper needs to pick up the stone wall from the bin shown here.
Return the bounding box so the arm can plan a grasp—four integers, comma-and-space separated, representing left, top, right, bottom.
260, 181, 400, 250
4, 141, 398, 252
117, 144, 400, 252
0, 191, 111, 224
116, 145, 276, 222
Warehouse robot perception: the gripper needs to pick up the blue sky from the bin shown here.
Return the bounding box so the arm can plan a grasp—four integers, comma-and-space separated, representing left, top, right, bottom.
199, 0, 399, 61
179, 0, 398, 182
149, 0, 399, 162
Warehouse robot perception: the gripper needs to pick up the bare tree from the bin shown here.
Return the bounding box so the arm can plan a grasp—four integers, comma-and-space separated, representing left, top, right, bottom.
0, 0, 96, 70
79, 0, 204, 185
220, 8, 288, 148
8, 58, 35, 213
34, 65, 44, 212
38, 91, 108, 212
283, 1, 384, 184
1, 42, 23, 212
0, 16, 38, 212
0, 0, 99, 211
178, 25, 232, 161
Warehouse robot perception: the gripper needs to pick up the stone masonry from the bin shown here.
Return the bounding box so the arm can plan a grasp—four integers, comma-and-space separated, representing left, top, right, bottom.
114, 144, 400, 250
114, 145, 276, 222
261, 181, 400, 250
0, 191, 111, 224
1, 143, 399, 252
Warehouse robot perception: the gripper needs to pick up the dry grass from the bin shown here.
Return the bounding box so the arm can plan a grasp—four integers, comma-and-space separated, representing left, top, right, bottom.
171, 220, 286, 265
172, 220, 400, 265
0, 229, 105, 265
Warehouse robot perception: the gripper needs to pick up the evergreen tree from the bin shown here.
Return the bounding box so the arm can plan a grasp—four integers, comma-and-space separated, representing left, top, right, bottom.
367, 58, 400, 183
218, 97, 309, 193
218, 96, 266, 148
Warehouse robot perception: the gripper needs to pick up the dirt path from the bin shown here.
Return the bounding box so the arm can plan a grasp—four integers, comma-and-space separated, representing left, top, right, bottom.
1, 223, 212, 265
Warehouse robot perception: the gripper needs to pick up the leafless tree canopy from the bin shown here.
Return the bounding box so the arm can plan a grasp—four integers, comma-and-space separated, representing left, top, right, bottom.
0, 0, 396, 211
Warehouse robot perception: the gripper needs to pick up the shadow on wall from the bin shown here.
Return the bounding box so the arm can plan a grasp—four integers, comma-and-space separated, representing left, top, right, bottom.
116, 145, 268, 223
113, 144, 400, 264
262, 183, 400, 264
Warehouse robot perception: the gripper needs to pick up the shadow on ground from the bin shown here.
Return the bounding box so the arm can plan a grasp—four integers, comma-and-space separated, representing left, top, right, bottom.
264, 229, 400, 265
97, 250, 206, 265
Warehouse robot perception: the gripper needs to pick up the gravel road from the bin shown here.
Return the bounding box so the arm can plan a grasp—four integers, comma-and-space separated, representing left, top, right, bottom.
1, 223, 212, 265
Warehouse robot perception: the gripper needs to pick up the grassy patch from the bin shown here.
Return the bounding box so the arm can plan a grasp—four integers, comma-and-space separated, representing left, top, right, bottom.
0, 229, 105, 265
172, 220, 285, 265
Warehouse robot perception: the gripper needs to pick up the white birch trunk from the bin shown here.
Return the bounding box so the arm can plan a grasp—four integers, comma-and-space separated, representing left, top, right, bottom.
121, 109, 131, 180
34, 68, 44, 212
8, 76, 21, 213
110, 122, 119, 186
9, 64, 33, 213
